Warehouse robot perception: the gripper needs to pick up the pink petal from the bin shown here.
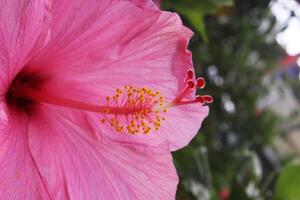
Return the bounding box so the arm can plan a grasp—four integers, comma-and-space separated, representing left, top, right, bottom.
0, 104, 51, 199
29, 0, 193, 95
26, 105, 178, 199
128, 0, 158, 9
26, 0, 206, 152
0, 0, 50, 91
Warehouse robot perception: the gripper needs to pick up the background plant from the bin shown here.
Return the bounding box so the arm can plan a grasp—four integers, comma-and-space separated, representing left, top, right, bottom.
162, 0, 300, 199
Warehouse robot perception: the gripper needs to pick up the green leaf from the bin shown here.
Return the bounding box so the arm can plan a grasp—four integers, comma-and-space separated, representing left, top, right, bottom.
212, 0, 234, 7
275, 165, 300, 200
163, 0, 234, 42
183, 10, 208, 43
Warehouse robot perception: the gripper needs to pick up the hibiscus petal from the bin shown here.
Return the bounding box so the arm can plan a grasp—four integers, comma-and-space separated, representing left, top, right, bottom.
0, 0, 51, 91
25, 0, 207, 152
0, 105, 51, 199
128, 0, 158, 10
26, 105, 178, 199
29, 0, 192, 95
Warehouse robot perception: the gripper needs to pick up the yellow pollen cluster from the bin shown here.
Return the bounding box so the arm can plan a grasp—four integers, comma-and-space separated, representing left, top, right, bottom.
101, 85, 166, 135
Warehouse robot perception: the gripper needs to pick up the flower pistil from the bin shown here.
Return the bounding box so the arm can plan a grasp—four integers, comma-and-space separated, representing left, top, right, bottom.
9, 70, 212, 135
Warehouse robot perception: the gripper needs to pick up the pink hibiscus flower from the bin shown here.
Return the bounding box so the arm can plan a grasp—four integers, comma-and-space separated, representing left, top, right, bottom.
0, 0, 211, 199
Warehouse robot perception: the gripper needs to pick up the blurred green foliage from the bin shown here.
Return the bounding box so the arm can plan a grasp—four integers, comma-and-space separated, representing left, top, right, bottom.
161, 0, 296, 199
163, 0, 234, 42
275, 165, 300, 200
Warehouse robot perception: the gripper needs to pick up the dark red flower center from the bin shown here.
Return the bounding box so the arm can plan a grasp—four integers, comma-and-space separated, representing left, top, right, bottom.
6, 70, 48, 113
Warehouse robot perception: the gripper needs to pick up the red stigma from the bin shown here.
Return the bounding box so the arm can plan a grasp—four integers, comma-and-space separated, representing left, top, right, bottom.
172, 69, 213, 106
196, 78, 206, 89
202, 95, 213, 103
187, 69, 194, 79
187, 80, 196, 89
195, 95, 205, 103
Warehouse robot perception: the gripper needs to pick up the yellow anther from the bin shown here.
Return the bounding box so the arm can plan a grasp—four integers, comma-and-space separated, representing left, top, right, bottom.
102, 85, 167, 135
